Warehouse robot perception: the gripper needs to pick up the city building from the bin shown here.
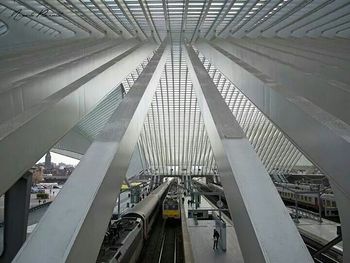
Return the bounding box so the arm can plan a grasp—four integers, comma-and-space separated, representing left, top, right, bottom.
44, 152, 51, 169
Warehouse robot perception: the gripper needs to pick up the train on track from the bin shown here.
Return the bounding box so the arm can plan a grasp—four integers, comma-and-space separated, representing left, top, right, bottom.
162, 182, 180, 219
97, 180, 171, 263
275, 183, 338, 217
201, 181, 338, 218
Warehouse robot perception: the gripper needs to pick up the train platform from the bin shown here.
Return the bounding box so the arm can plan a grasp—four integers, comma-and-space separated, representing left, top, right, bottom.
181, 194, 244, 263
294, 216, 342, 252
0, 189, 60, 224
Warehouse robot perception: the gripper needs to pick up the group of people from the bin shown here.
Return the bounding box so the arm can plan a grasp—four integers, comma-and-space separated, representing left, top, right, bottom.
38, 199, 47, 205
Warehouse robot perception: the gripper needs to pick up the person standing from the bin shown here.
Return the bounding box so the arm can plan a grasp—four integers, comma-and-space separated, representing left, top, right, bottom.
213, 229, 220, 250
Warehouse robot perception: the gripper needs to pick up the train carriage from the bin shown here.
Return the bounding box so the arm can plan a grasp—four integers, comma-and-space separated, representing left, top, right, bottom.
97, 181, 172, 263
162, 182, 181, 219
162, 195, 180, 219
122, 180, 171, 238
276, 183, 339, 217
199, 181, 339, 218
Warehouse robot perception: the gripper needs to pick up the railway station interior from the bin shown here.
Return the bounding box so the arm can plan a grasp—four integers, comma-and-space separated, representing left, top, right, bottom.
0, 0, 350, 262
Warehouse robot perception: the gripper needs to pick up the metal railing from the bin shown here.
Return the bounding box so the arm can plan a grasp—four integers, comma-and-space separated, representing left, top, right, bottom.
289, 206, 322, 223
0, 201, 52, 228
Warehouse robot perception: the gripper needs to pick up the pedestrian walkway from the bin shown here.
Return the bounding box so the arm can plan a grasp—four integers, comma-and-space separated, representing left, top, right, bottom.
297, 217, 342, 251
0, 189, 59, 223
182, 195, 244, 263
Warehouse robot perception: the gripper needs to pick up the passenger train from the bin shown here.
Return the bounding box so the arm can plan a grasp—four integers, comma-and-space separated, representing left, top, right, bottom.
162, 182, 180, 219
199, 181, 338, 218
275, 183, 338, 217
97, 180, 171, 263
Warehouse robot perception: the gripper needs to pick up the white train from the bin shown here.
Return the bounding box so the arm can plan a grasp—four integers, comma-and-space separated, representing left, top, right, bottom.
97, 181, 171, 263
276, 183, 338, 217
202, 181, 338, 218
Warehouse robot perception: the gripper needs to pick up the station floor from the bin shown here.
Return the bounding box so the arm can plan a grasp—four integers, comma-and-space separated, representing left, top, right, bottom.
0, 189, 59, 223
296, 216, 342, 251
182, 194, 343, 261
182, 195, 244, 263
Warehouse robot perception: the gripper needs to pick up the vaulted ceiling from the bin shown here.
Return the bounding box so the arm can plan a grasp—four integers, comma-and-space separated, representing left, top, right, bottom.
2, 0, 346, 176
1, 0, 350, 41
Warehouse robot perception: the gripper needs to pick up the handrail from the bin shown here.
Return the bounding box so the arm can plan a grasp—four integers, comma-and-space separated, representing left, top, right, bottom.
0, 201, 52, 227
289, 206, 322, 222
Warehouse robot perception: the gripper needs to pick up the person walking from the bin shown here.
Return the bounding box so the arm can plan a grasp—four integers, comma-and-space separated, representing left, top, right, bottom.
213, 229, 220, 250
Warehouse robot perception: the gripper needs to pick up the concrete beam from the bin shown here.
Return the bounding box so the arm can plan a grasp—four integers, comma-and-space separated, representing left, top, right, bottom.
0, 41, 157, 196
185, 43, 313, 263
53, 128, 92, 156
0, 39, 137, 123
13, 40, 169, 263
210, 38, 350, 126
91, 0, 134, 38
196, 39, 350, 262
0, 38, 121, 89
33, 0, 105, 38
69, 0, 119, 37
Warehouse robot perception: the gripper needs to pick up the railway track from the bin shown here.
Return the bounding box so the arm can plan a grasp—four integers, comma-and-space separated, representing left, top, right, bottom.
138, 215, 183, 263
302, 235, 342, 263
158, 219, 183, 263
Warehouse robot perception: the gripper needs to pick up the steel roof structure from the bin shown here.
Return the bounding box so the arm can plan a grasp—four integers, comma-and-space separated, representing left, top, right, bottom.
1, 1, 350, 262
1, 0, 349, 177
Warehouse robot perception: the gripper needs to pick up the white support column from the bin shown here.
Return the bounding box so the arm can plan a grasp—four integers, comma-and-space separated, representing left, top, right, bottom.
13, 39, 169, 263
0, 41, 157, 196
53, 129, 92, 156
196, 39, 350, 262
184, 43, 313, 263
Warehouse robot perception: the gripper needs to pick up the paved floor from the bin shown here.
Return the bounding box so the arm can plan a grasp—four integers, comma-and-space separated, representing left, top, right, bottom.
297, 217, 342, 251
183, 195, 244, 263
0, 189, 59, 223
286, 207, 342, 251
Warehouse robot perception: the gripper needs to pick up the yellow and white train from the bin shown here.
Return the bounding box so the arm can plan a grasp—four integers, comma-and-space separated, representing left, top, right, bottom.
162, 182, 180, 219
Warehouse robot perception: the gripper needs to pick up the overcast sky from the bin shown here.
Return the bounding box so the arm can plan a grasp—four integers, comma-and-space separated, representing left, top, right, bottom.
37, 152, 80, 166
